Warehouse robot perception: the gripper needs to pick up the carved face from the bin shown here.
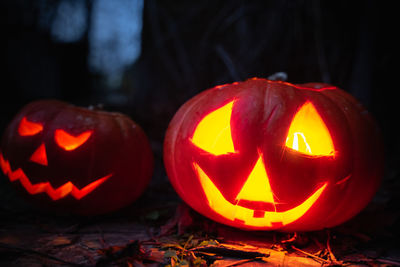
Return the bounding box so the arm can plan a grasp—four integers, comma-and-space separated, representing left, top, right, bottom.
1, 116, 110, 200
1, 100, 153, 215
164, 78, 383, 231
191, 100, 333, 228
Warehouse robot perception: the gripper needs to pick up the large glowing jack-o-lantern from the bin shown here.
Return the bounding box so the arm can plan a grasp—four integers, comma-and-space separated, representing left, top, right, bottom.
164, 78, 383, 231
1, 100, 153, 215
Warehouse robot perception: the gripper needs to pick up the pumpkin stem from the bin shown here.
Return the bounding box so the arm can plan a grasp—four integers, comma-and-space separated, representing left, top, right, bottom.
88, 103, 104, 110
268, 72, 288, 81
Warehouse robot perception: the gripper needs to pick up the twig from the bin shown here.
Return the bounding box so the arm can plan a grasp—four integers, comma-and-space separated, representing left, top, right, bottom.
191, 245, 269, 259
281, 232, 297, 244
326, 230, 337, 262
291, 245, 329, 264
377, 258, 400, 266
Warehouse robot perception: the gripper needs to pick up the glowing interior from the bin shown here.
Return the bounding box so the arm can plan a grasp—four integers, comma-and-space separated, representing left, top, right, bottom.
193, 161, 327, 228
191, 101, 236, 155
0, 153, 111, 200
30, 143, 48, 166
235, 154, 275, 203
285, 102, 335, 156
18, 117, 43, 136
54, 129, 93, 151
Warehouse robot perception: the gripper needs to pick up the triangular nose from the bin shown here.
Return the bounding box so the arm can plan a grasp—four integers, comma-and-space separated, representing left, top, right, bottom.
235, 154, 275, 203
30, 143, 48, 166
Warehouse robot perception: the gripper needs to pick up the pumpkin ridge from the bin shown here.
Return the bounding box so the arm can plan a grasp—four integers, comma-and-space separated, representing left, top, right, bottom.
317, 90, 382, 228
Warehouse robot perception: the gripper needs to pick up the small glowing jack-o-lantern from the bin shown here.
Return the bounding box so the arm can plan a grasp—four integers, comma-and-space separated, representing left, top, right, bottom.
1, 100, 153, 215
164, 78, 383, 231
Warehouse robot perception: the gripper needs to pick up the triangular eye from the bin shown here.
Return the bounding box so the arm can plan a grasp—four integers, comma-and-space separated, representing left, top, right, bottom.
285, 102, 335, 157
191, 100, 236, 155
55, 129, 92, 151
18, 117, 43, 136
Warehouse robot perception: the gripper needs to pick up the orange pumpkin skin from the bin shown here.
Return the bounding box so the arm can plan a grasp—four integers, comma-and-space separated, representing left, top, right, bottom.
164, 78, 383, 231
1, 100, 153, 215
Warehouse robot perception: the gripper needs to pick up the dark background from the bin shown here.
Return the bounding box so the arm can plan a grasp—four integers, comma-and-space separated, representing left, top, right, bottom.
1, 0, 398, 219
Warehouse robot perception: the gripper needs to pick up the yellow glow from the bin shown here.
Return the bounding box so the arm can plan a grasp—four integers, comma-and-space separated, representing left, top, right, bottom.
194, 162, 327, 228
235, 155, 275, 203
285, 102, 335, 156
191, 101, 236, 155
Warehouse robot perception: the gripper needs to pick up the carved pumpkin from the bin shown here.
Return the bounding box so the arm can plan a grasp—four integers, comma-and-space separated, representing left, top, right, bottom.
164, 78, 383, 231
1, 100, 153, 215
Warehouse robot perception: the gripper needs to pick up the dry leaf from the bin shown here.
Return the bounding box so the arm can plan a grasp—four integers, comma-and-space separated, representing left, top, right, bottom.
49, 236, 72, 247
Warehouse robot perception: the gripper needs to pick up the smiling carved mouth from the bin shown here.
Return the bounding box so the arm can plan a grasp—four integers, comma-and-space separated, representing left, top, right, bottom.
193, 162, 327, 228
0, 153, 111, 201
